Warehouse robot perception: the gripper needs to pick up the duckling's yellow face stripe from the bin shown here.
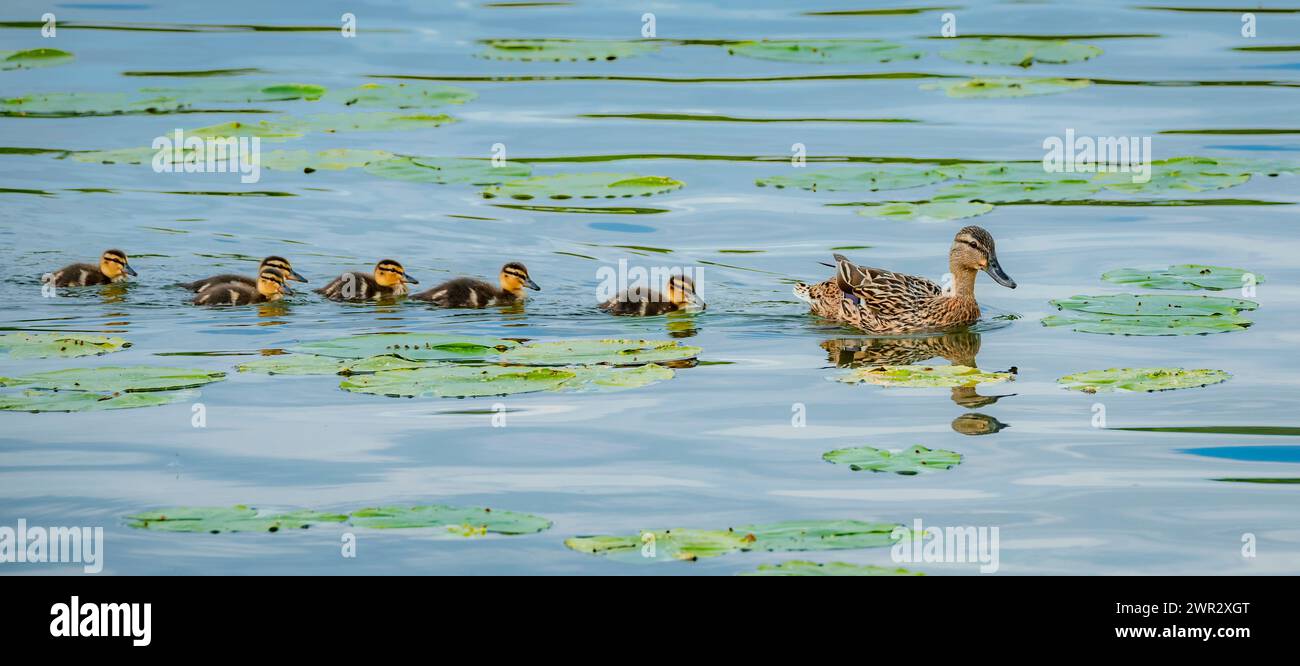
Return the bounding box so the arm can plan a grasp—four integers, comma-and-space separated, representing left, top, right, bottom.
99, 251, 134, 278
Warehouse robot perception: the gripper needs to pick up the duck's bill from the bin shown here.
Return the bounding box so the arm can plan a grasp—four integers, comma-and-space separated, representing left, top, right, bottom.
687, 292, 707, 310
985, 257, 1016, 289
288, 269, 308, 283
281, 285, 295, 295
123, 264, 138, 277
403, 274, 420, 285
525, 278, 541, 291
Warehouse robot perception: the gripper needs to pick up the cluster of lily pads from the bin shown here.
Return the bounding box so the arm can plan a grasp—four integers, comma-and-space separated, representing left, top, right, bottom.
126, 503, 552, 536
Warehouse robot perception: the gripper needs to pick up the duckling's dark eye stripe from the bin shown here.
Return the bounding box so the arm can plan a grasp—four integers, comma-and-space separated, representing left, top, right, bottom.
104, 256, 127, 266
506, 269, 528, 278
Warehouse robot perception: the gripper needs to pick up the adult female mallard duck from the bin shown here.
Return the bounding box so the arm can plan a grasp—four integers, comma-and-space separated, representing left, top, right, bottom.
193, 266, 293, 306
795, 226, 1015, 333
412, 262, 539, 307
599, 273, 704, 316
315, 259, 418, 302
180, 256, 307, 292
44, 249, 137, 287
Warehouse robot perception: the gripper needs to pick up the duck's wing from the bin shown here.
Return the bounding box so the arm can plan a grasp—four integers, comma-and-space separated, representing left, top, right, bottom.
180, 273, 254, 292
831, 253, 943, 312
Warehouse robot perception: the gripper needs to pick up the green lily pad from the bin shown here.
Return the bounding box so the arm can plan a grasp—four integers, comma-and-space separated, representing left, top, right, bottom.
1096, 157, 1251, 194
126, 506, 348, 533
1, 48, 74, 71
482, 173, 684, 200
346, 505, 551, 535
341, 365, 575, 398
1042, 313, 1252, 335
837, 365, 1014, 388
940, 38, 1102, 67
1, 91, 187, 117
725, 39, 921, 63
290, 333, 517, 360
365, 156, 532, 185
140, 81, 327, 104
742, 560, 924, 576
342, 355, 432, 373
756, 167, 949, 192
1101, 265, 1264, 291
855, 201, 995, 222
1050, 294, 1258, 317
187, 119, 305, 141
923, 77, 1092, 98
298, 112, 456, 133
0, 388, 198, 413
934, 179, 1102, 202
500, 339, 701, 366
1212, 157, 1300, 177
1058, 367, 1231, 393
261, 148, 395, 172
321, 82, 476, 108
823, 445, 963, 474
737, 520, 902, 552
0, 333, 130, 359
72, 146, 171, 165
479, 38, 660, 62
939, 162, 1078, 182
236, 354, 346, 375
0, 366, 226, 392
565, 529, 752, 562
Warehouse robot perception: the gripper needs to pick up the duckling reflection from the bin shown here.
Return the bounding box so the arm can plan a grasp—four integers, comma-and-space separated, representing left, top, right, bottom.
821, 329, 1015, 407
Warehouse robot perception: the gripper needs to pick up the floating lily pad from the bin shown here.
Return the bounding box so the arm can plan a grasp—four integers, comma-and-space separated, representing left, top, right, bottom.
737, 520, 902, 552
1, 91, 187, 117
725, 39, 921, 63
823, 445, 963, 474
565, 530, 752, 563
1050, 294, 1258, 317
940, 161, 1081, 182
187, 119, 305, 141
261, 148, 395, 172
0, 333, 130, 359
341, 365, 575, 398
742, 560, 924, 576
855, 201, 995, 222
343, 355, 432, 374
72, 146, 170, 165
125, 506, 347, 533
557, 364, 675, 391
756, 167, 948, 192
1, 48, 74, 71
837, 365, 1014, 388
290, 333, 517, 360
479, 38, 660, 61
0, 388, 198, 413
140, 81, 327, 104
1058, 367, 1231, 393
1101, 265, 1264, 291
940, 38, 1102, 67
298, 112, 455, 133
923, 77, 1092, 98
1041, 312, 1252, 335
1096, 157, 1251, 194
365, 156, 532, 185
236, 354, 346, 375
482, 173, 684, 200
500, 339, 701, 366
0, 366, 226, 392
322, 82, 476, 108
347, 505, 551, 535
934, 179, 1102, 202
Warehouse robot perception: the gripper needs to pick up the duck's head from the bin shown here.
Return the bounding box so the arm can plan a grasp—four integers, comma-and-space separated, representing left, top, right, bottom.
257, 267, 293, 299
260, 256, 307, 283
99, 249, 137, 280
666, 273, 705, 309
950, 226, 1015, 289
499, 262, 540, 296
373, 259, 418, 289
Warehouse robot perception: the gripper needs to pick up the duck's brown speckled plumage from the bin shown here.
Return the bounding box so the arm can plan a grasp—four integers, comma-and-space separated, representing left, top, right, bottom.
795, 226, 1015, 333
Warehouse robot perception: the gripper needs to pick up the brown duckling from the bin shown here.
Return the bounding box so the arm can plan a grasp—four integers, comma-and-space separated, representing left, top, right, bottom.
193, 267, 293, 306
600, 273, 704, 316
180, 255, 307, 292
413, 262, 539, 307
45, 249, 137, 287
315, 259, 418, 301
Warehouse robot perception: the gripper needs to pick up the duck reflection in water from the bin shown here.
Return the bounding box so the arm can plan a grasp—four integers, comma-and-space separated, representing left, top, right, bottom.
821, 329, 1016, 409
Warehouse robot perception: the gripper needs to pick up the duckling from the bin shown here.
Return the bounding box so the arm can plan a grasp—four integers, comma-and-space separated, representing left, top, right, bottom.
193, 266, 293, 306
179, 256, 307, 292
599, 273, 704, 316
795, 225, 1015, 333
44, 249, 137, 287
413, 262, 540, 307
315, 259, 418, 301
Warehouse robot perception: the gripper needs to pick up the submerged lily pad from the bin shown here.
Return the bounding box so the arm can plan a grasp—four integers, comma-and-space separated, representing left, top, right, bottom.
479, 38, 660, 61
742, 560, 924, 576
1101, 265, 1264, 291
1058, 367, 1231, 393
565, 530, 752, 562
322, 82, 476, 108
823, 445, 963, 474
1050, 294, 1258, 317
0, 366, 226, 392
500, 339, 701, 366
482, 173, 684, 200
347, 505, 551, 535
855, 201, 995, 222
837, 365, 1014, 388
934, 179, 1102, 202
140, 81, 327, 104
298, 112, 455, 133
365, 156, 532, 185
1, 48, 74, 70
923, 77, 1092, 98
0, 388, 198, 413
756, 167, 948, 192
261, 148, 394, 171
125, 506, 347, 533
940, 38, 1102, 67
725, 39, 921, 63
290, 333, 517, 361
0, 333, 130, 359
